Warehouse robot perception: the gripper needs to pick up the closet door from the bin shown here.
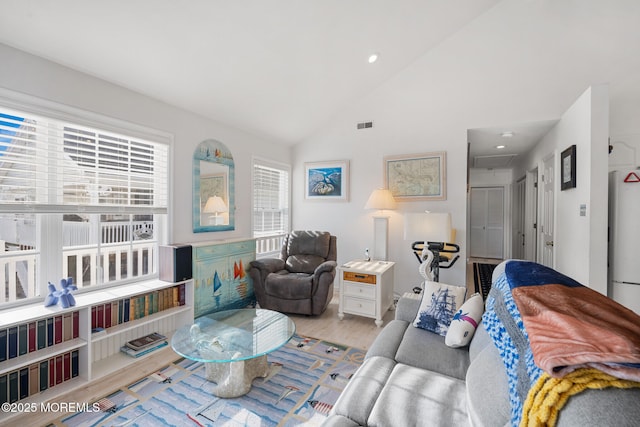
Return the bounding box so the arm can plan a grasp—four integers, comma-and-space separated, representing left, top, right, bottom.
470, 187, 504, 259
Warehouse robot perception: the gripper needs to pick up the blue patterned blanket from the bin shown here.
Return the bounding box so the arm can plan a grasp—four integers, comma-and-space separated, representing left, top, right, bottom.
482, 264, 541, 426
483, 260, 640, 426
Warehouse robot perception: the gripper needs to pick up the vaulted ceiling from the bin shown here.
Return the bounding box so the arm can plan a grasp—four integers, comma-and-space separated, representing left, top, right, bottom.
1, 0, 639, 155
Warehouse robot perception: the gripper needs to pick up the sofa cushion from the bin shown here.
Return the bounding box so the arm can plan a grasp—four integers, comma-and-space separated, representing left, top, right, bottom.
465, 343, 511, 427
445, 292, 484, 348
395, 325, 470, 380
468, 324, 492, 362
286, 254, 327, 274
413, 281, 466, 336
264, 271, 312, 299
366, 319, 409, 360
369, 363, 468, 427
331, 356, 396, 426
322, 415, 361, 427
556, 387, 640, 426
284, 231, 331, 273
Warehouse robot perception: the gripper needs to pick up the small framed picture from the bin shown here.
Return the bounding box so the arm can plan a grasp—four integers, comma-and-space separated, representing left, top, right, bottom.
561, 145, 576, 191
304, 160, 349, 201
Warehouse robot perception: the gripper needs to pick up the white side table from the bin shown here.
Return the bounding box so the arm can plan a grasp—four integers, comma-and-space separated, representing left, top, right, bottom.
337, 260, 395, 327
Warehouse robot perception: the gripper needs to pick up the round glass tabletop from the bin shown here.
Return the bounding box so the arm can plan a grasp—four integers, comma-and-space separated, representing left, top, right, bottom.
171, 309, 295, 363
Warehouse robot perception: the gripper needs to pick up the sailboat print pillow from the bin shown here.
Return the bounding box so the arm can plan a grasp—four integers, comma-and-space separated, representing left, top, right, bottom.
413, 281, 467, 336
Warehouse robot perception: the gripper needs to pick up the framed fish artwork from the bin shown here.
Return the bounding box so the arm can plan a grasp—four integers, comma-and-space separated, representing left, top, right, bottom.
304, 160, 350, 201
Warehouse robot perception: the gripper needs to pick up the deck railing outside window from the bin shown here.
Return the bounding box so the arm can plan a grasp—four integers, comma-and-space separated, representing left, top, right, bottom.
255, 233, 286, 259
1, 220, 156, 304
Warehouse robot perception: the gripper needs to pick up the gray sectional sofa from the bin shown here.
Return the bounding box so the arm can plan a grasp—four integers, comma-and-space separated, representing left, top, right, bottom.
323, 261, 640, 427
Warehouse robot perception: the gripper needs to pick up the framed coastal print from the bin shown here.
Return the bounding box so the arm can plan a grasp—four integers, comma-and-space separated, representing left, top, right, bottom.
304, 160, 349, 201
200, 173, 227, 210
561, 145, 576, 190
384, 151, 446, 201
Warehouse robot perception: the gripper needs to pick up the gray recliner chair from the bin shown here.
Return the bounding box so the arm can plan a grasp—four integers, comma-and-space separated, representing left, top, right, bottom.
249, 230, 337, 315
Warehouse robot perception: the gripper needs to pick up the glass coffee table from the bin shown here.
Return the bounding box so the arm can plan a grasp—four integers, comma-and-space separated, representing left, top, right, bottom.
171, 308, 295, 398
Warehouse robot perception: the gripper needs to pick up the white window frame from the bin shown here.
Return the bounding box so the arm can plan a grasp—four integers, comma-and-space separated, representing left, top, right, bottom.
0, 89, 173, 308
251, 157, 291, 258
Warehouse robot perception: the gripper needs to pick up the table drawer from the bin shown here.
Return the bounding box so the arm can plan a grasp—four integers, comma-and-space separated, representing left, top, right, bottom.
342, 271, 376, 284
343, 296, 376, 316
343, 282, 376, 299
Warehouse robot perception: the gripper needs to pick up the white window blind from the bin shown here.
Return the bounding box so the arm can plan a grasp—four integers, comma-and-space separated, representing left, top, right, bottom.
0, 109, 168, 214
252, 160, 290, 237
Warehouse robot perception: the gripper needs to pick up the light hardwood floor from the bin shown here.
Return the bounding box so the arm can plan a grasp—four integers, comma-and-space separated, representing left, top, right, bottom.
289, 295, 396, 351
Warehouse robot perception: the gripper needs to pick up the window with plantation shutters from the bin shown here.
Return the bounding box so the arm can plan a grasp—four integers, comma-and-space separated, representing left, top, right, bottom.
252, 159, 290, 256
0, 102, 169, 306
0, 112, 168, 213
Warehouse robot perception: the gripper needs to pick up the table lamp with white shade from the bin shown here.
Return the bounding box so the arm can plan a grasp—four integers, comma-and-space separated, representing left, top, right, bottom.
364, 188, 397, 261
203, 196, 228, 225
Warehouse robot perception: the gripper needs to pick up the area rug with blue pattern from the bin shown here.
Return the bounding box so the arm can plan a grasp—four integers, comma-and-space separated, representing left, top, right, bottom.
53, 335, 364, 427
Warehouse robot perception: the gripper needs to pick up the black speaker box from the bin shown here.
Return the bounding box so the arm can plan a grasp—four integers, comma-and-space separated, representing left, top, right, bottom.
159, 244, 192, 282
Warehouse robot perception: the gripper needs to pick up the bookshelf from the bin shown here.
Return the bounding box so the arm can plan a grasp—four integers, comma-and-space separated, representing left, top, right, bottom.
0, 278, 193, 421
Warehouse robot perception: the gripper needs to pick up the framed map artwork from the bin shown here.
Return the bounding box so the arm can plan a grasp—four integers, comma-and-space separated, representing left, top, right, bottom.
384, 152, 446, 201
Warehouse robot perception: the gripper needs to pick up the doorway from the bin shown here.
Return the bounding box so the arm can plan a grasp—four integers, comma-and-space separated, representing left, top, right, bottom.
524, 168, 538, 261
513, 177, 526, 259
469, 186, 505, 259
539, 154, 555, 267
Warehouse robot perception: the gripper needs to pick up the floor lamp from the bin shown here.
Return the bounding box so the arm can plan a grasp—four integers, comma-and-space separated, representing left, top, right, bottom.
364, 188, 397, 261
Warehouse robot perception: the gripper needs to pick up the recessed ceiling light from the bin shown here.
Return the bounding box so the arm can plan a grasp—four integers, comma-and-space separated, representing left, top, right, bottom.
500, 131, 514, 138
368, 53, 379, 64
496, 145, 506, 149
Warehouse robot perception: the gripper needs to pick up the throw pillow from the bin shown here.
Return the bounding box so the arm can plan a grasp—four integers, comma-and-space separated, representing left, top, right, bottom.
413, 281, 467, 336
445, 293, 484, 348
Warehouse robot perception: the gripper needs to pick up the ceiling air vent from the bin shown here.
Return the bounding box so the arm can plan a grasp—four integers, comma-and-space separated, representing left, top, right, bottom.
473, 154, 518, 169
357, 121, 373, 129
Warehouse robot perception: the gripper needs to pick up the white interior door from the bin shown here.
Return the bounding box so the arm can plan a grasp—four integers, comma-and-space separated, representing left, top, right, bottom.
514, 177, 526, 259
524, 169, 538, 261
470, 187, 504, 259
539, 155, 555, 267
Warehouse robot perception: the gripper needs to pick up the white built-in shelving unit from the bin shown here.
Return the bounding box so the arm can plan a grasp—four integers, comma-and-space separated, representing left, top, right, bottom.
0, 279, 193, 422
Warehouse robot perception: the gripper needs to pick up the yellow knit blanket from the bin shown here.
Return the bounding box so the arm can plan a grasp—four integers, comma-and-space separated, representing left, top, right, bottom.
521, 368, 640, 427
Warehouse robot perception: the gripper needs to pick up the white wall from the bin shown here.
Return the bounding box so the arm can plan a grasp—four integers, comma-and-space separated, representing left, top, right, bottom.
511, 86, 609, 293
609, 79, 640, 169
469, 168, 513, 187
0, 44, 291, 244
289, 0, 630, 294
610, 73, 640, 165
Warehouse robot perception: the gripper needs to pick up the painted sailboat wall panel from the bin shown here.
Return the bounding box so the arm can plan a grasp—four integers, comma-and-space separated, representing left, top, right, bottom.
192, 238, 256, 317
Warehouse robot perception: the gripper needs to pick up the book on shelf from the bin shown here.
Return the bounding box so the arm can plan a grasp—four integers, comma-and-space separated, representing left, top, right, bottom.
91, 327, 107, 338
28, 322, 36, 353
19, 367, 28, 399
0, 328, 7, 362
120, 340, 168, 358
54, 315, 63, 345
0, 373, 8, 404
18, 324, 27, 356
125, 332, 166, 351
37, 319, 47, 350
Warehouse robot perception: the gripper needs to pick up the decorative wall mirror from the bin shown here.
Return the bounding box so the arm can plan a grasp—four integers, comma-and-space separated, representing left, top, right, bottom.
193, 139, 235, 232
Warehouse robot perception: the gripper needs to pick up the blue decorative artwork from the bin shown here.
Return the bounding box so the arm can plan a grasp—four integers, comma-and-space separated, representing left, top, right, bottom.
304, 160, 349, 201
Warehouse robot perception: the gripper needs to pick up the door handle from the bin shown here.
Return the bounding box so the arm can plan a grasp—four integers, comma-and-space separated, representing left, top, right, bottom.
546, 241, 554, 247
